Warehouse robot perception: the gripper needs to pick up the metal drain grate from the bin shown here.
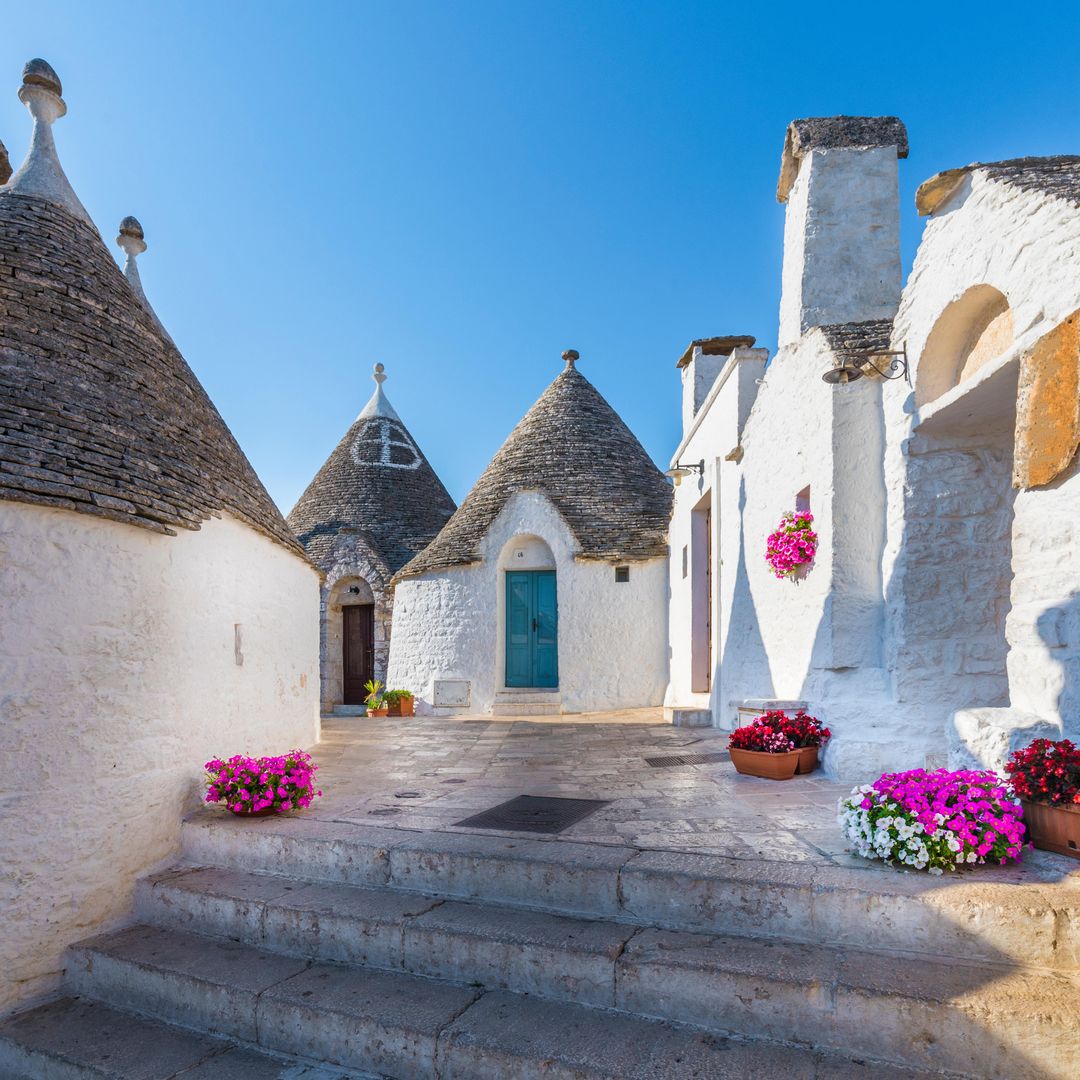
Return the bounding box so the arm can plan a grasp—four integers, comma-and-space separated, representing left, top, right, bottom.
645, 751, 730, 768
453, 795, 609, 834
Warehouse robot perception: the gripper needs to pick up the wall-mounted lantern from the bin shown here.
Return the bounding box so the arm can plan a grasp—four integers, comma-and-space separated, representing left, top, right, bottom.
665, 459, 705, 486
822, 344, 909, 386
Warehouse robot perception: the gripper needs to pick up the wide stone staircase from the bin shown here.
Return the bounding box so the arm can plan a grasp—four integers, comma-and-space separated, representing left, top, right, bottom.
3, 812, 1080, 1079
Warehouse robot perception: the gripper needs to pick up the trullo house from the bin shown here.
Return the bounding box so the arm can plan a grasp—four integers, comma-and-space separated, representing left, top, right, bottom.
387, 351, 672, 715
0, 59, 320, 1013
287, 364, 456, 711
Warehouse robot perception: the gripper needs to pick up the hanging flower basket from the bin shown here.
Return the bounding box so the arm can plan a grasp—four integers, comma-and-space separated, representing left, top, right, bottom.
765, 511, 817, 580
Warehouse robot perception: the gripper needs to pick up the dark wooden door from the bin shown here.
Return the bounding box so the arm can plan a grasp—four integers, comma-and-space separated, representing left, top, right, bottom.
342, 604, 374, 705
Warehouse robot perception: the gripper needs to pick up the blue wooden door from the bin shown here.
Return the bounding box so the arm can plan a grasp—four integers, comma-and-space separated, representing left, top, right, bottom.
505, 570, 558, 687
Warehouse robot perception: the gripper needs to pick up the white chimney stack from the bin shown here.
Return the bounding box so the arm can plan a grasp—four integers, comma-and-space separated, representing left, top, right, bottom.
776, 116, 908, 349
677, 335, 756, 433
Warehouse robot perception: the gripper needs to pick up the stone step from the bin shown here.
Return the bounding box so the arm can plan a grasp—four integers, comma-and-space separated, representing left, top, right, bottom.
664, 706, 713, 727
65, 925, 945, 1080
489, 702, 562, 715
134, 865, 1080, 1078
490, 690, 562, 715
180, 811, 1080, 971
0, 995, 373, 1079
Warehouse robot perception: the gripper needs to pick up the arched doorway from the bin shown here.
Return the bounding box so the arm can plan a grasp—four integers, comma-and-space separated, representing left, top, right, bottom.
326, 576, 375, 705
499, 535, 558, 689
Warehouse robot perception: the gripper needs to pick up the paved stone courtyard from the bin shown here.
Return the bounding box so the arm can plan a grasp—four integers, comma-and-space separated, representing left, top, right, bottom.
308, 710, 1075, 881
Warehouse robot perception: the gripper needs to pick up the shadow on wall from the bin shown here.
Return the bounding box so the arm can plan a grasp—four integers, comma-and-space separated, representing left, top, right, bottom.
1038, 590, 1080, 741
716, 477, 774, 723
884, 416, 1016, 741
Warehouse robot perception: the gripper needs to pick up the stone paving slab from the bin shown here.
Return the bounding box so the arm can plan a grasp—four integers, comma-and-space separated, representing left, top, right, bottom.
305, 712, 1079, 882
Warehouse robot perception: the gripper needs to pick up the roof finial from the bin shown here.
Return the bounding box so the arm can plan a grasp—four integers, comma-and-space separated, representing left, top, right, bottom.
2, 60, 92, 226
562, 349, 579, 369
357, 362, 401, 423
115, 216, 173, 344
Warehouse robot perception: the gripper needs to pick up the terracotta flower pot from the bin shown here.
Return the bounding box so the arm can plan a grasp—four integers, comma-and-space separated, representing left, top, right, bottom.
795, 745, 819, 774
369, 706, 389, 717
1021, 798, 1080, 859
729, 747, 800, 781
388, 698, 414, 717
228, 805, 278, 817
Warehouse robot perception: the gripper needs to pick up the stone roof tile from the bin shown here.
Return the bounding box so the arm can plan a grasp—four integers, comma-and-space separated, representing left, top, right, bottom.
818, 319, 895, 357
916, 155, 1080, 216
778, 116, 909, 202
286, 370, 456, 575
0, 191, 304, 556
396, 363, 672, 581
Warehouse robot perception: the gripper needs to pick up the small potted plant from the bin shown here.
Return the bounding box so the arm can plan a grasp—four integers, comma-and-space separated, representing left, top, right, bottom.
728, 719, 801, 780
364, 679, 388, 717
384, 689, 415, 717
765, 709, 830, 774
1005, 738, 1080, 859
204, 750, 322, 816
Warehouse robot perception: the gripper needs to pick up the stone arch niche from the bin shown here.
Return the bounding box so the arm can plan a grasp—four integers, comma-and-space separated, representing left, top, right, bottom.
916, 284, 1014, 407
892, 297, 1018, 728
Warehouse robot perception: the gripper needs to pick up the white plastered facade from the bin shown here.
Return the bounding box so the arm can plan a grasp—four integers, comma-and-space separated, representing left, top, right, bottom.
666, 139, 1080, 780
387, 491, 669, 715
0, 505, 320, 1013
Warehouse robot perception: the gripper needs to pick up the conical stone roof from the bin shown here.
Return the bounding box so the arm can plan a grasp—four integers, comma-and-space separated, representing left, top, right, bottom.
0, 59, 303, 554
0, 191, 303, 554
396, 358, 672, 581
286, 365, 456, 575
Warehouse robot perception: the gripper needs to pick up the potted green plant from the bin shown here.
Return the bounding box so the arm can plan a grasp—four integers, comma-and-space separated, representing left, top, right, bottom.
1005, 738, 1080, 859
364, 679, 388, 717
384, 689, 415, 717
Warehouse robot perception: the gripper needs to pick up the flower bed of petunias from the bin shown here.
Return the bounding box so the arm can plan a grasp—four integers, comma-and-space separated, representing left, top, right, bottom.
838, 768, 1025, 874
205, 750, 322, 815
1004, 738, 1080, 806
729, 717, 795, 753
765, 510, 817, 579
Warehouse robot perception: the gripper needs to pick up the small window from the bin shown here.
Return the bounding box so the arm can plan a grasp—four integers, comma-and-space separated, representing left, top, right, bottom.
615, 566, 630, 583
681, 546, 688, 579
796, 486, 810, 514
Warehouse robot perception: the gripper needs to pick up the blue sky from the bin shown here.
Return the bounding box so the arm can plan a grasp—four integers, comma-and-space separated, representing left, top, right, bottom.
2, 3, 1078, 511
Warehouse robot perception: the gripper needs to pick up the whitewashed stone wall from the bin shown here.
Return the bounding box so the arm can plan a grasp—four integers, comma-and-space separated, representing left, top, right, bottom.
0, 505, 320, 1013
886, 172, 1080, 769
388, 491, 669, 714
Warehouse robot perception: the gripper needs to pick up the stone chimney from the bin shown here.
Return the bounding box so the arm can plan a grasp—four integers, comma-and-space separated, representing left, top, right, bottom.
776, 116, 908, 349
677, 335, 756, 432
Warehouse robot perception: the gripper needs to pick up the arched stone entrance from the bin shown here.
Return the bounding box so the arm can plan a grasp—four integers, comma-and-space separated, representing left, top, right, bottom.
323, 574, 389, 709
